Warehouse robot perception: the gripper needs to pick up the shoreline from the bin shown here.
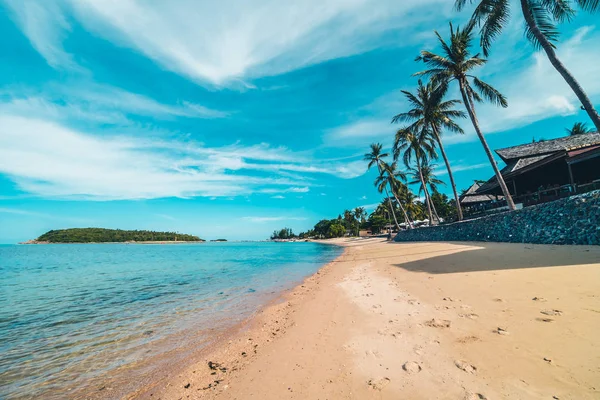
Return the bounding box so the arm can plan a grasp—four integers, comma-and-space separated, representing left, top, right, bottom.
120, 239, 349, 399
66, 241, 346, 400
122, 238, 600, 399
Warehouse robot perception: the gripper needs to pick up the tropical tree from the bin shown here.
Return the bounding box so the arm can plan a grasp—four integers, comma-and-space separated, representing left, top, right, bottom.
364, 143, 402, 231
375, 161, 414, 228
409, 161, 445, 222
392, 79, 467, 220
393, 127, 438, 223
415, 22, 517, 211
353, 207, 367, 224
455, 0, 600, 133
566, 121, 594, 136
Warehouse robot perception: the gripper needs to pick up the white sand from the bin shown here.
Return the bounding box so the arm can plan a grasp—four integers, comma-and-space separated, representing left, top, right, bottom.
129, 239, 600, 400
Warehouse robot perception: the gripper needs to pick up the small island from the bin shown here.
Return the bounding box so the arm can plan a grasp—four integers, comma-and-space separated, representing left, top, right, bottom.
22, 228, 204, 244
210, 239, 228, 242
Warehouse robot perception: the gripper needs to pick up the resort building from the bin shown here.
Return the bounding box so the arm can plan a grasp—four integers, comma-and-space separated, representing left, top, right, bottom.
459, 182, 504, 215
474, 133, 600, 209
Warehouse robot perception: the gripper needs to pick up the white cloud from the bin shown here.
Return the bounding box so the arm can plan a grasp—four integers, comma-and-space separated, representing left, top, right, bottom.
328, 26, 600, 148
3, 0, 81, 71
5, 0, 450, 86
0, 83, 226, 124
271, 195, 285, 199
0, 114, 365, 200
327, 119, 393, 142
289, 187, 309, 193
242, 216, 307, 223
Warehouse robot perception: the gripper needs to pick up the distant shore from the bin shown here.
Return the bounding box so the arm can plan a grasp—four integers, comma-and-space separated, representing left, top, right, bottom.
19, 240, 206, 245
125, 238, 600, 399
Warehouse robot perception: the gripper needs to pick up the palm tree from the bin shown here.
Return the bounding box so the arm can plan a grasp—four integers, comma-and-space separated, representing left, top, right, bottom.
409, 161, 445, 222
393, 127, 438, 224
455, 0, 600, 133
375, 161, 414, 229
392, 79, 467, 220
353, 207, 367, 224
364, 143, 401, 231
566, 122, 594, 136
415, 22, 517, 211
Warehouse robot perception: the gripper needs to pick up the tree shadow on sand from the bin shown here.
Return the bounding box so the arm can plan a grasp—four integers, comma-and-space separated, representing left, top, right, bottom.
389, 241, 600, 274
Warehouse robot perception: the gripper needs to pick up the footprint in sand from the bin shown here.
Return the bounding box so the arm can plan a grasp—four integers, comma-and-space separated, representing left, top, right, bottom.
536, 317, 554, 323
455, 360, 477, 374
425, 318, 451, 328
464, 392, 488, 400
459, 313, 479, 320
367, 377, 390, 390
402, 361, 422, 374
541, 309, 562, 316
494, 327, 510, 335
457, 335, 481, 344
532, 296, 547, 302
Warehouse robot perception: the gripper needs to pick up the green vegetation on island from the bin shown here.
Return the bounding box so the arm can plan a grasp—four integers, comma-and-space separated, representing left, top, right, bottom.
32, 228, 204, 243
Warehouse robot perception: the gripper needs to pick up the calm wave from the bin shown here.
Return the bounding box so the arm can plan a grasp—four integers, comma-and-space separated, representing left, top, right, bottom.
0, 242, 341, 399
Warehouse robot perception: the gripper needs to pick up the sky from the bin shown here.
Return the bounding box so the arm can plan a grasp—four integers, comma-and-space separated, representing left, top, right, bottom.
0, 0, 599, 242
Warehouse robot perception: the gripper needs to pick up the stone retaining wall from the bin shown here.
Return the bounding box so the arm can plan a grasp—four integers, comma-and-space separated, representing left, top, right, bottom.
395, 190, 600, 245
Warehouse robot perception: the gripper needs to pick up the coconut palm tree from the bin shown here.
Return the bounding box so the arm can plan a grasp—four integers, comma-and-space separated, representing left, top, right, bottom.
353, 207, 367, 224
566, 121, 595, 136
455, 0, 600, 132
392, 79, 467, 220
393, 127, 438, 224
375, 161, 414, 229
415, 22, 517, 211
364, 143, 401, 231
409, 161, 445, 222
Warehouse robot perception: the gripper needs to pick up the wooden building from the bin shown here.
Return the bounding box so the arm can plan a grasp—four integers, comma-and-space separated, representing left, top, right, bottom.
459, 182, 504, 214
475, 133, 600, 206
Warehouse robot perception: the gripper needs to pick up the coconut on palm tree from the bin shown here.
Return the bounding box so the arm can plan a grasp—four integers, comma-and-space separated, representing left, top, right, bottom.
566, 122, 594, 136
364, 143, 402, 231
392, 79, 467, 220
375, 161, 414, 229
455, 0, 600, 133
393, 127, 438, 224
415, 22, 517, 211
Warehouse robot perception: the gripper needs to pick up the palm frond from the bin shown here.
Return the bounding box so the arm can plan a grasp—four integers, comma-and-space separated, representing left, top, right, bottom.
472, 76, 508, 107
576, 0, 599, 12
478, 0, 511, 56
525, 0, 560, 48
541, 0, 575, 21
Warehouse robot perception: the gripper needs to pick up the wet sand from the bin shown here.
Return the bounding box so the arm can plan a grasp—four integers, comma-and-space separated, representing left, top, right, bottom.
128, 239, 600, 399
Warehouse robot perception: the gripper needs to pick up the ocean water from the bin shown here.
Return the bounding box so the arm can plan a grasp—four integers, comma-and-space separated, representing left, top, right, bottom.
0, 242, 342, 399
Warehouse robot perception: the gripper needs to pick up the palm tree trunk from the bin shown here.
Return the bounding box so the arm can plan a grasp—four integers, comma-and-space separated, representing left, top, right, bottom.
385, 193, 401, 231
458, 80, 517, 211
390, 189, 414, 229
377, 164, 402, 231
520, 0, 600, 133
427, 187, 442, 222
416, 155, 435, 224
431, 124, 463, 220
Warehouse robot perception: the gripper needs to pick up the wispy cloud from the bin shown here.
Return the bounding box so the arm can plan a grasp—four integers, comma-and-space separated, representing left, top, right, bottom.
5, 0, 451, 86
436, 163, 489, 176
0, 114, 366, 200
328, 26, 600, 148
0, 207, 91, 223
0, 83, 227, 124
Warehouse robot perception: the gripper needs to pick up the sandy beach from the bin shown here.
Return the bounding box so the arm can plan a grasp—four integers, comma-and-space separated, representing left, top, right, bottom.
128, 239, 600, 400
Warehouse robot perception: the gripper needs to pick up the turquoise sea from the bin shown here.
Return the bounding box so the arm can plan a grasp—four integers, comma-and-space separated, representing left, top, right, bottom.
0, 242, 342, 399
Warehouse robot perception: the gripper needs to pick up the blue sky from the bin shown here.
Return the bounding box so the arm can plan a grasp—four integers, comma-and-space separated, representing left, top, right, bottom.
0, 0, 599, 242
